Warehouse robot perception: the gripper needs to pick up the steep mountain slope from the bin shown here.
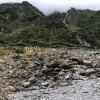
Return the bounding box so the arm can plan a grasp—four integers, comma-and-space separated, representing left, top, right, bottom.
0, 2, 100, 48
0, 1, 44, 33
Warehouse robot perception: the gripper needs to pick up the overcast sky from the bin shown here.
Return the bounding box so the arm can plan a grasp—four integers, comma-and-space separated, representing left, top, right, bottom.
0, 0, 100, 15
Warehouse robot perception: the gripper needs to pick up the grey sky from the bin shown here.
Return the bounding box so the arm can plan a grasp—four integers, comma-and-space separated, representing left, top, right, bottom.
0, 0, 100, 15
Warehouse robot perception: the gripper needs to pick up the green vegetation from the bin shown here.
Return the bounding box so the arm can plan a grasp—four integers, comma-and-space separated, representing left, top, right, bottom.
0, 2, 100, 48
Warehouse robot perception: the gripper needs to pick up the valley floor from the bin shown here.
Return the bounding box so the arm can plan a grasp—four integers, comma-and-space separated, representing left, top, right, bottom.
0, 47, 100, 100
10, 78, 100, 100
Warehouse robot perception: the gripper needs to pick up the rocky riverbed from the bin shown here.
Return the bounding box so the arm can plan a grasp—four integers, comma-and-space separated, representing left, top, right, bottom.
0, 49, 100, 99
10, 78, 100, 100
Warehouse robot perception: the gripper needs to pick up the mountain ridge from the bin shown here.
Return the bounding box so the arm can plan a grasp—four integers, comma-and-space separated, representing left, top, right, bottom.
0, 1, 100, 48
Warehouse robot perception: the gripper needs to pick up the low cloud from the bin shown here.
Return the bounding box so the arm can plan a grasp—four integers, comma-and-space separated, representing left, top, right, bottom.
0, 0, 100, 15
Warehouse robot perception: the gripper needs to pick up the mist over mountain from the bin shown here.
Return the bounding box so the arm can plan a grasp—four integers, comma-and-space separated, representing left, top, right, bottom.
0, 1, 100, 48
0, 0, 100, 15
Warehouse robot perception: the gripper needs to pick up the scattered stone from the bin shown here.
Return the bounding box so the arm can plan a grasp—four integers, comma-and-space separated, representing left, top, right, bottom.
41, 82, 49, 87
60, 82, 69, 87
30, 86, 39, 90
12, 55, 20, 62
42, 66, 48, 73
78, 68, 86, 75
16, 70, 27, 78
1, 49, 100, 100
22, 82, 31, 88
59, 62, 72, 69
48, 82, 56, 88
3, 86, 16, 92
65, 75, 70, 80
34, 54, 44, 63
54, 68, 62, 72
93, 58, 100, 68
83, 59, 93, 66
70, 56, 83, 64
58, 71, 65, 76
0, 59, 6, 63
28, 63, 37, 69
28, 76, 36, 83
89, 75, 97, 79
86, 68, 97, 75
47, 60, 61, 68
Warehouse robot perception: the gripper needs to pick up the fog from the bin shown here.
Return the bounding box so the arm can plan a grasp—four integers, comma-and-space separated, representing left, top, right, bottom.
0, 0, 100, 15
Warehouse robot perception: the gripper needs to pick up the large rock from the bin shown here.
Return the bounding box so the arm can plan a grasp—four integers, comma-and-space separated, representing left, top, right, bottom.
83, 59, 93, 66
59, 62, 72, 69
28, 76, 36, 83
16, 70, 28, 78
65, 74, 70, 80
78, 68, 86, 75
86, 68, 96, 75
93, 58, 100, 68
34, 54, 44, 63
3, 86, 16, 92
22, 82, 31, 88
41, 82, 49, 87
47, 59, 62, 68
58, 71, 65, 76
60, 82, 69, 87
28, 63, 37, 69
12, 55, 20, 62
0, 59, 6, 64
69, 56, 83, 64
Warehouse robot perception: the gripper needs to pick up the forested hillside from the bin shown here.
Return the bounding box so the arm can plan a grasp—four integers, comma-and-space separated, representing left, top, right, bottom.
0, 1, 100, 48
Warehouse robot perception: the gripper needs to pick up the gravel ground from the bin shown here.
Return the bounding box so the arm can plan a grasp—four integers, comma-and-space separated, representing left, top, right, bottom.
10, 78, 100, 100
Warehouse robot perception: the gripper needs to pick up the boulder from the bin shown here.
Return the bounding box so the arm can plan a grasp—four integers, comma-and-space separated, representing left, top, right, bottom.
59, 71, 65, 76
22, 82, 31, 88
93, 58, 100, 68
41, 82, 49, 87
59, 62, 72, 69
54, 68, 62, 72
30, 86, 39, 90
86, 68, 96, 75
34, 54, 44, 63
16, 70, 27, 78
65, 75, 70, 80
69, 56, 83, 64
3, 86, 16, 92
83, 59, 93, 66
60, 82, 69, 87
48, 82, 56, 88
0, 59, 6, 64
47, 59, 62, 68
28, 76, 36, 83
78, 68, 86, 76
